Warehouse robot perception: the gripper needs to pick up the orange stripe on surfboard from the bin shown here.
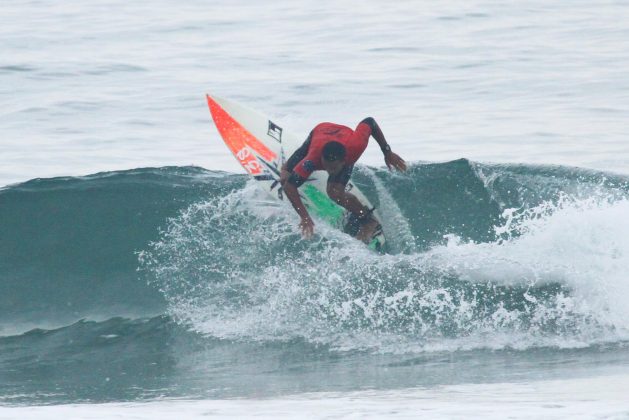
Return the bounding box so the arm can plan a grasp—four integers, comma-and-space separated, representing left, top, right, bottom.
206, 95, 277, 164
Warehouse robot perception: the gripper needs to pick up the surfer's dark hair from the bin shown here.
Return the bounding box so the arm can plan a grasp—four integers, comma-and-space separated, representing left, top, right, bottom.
322, 141, 346, 162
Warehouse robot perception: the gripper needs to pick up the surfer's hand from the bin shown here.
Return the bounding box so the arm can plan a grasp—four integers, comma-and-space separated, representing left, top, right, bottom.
299, 217, 314, 239
385, 151, 407, 172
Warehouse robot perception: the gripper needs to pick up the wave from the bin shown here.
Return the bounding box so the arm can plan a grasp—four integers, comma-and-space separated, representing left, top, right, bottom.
0, 315, 192, 404
139, 160, 629, 352
3, 313, 629, 405
0, 166, 246, 332
2, 161, 628, 352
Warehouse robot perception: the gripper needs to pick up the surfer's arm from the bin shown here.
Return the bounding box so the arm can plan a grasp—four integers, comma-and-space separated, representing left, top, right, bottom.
280, 131, 313, 183
360, 117, 407, 172
283, 178, 314, 238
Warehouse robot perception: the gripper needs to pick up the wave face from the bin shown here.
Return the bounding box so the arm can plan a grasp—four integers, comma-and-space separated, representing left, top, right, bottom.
136, 160, 629, 353
0, 167, 245, 332
2, 161, 629, 403
1, 162, 628, 347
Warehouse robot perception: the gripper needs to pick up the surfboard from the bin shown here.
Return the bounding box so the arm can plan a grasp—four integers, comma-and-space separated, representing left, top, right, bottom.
206, 94, 385, 251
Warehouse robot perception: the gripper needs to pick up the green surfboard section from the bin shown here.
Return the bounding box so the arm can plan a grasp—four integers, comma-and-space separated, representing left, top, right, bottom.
303, 184, 344, 225
303, 184, 382, 252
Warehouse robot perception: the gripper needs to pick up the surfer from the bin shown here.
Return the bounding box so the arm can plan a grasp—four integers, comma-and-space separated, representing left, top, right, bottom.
280, 117, 406, 240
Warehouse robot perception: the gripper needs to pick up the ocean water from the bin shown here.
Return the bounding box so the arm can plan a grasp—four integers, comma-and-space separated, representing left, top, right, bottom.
2, 0, 629, 418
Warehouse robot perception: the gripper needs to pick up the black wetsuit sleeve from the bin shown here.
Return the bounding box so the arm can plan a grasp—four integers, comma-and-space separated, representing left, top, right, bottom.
360, 117, 377, 131
285, 131, 313, 171
360, 117, 390, 154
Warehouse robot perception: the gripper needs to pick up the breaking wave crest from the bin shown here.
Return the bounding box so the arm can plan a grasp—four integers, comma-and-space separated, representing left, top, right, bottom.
138, 161, 629, 353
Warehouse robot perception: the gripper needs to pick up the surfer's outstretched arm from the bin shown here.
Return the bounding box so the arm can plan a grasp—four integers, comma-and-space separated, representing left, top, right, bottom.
360, 117, 407, 172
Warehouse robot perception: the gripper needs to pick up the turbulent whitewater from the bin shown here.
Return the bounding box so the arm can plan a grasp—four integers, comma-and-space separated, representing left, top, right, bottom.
1, 160, 628, 404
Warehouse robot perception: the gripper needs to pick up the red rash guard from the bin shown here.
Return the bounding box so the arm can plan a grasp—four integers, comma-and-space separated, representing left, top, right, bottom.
291, 121, 372, 180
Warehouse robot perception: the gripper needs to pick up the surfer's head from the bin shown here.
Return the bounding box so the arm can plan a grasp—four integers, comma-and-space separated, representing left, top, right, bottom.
322, 141, 346, 175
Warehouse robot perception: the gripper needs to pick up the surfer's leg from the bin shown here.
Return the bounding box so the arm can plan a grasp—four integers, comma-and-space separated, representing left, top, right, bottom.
327, 182, 366, 214
334, 196, 379, 243
327, 165, 373, 217
327, 165, 380, 242
327, 166, 364, 214
355, 218, 380, 243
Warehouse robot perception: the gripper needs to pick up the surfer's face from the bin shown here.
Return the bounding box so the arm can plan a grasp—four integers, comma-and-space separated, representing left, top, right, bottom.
322, 157, 345, 175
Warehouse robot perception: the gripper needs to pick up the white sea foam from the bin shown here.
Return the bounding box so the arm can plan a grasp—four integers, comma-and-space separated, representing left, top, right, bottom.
429, 196, 629, 333
144, 183, 629, 354
2, 373, 628, 419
